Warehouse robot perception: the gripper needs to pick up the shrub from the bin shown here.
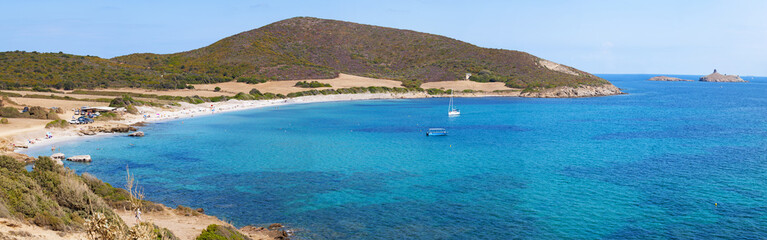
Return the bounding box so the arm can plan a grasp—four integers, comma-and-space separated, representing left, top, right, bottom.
0, 155, 23, 173
426, 88, 446, 95
196, 224, 250, 240
213, 87, 221, 92
45, 119, 69, 129
95, 112, 121, 121
0, 107, 21, 118
294, 81, 330, 88
401, 79, 422, 88
24, 106, 59, 120
236, 77, 268, 84
233, 92, 255, 100
33, 211, 65, 231
0, 118, 7, 124
125, 105, 138, 114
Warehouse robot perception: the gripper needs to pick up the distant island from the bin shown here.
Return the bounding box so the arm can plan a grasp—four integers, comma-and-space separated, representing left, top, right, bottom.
648, 76, 693, 81
699, 69, 746, 82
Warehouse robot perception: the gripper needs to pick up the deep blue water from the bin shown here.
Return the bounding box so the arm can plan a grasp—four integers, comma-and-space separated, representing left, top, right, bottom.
24, 74, 767, 239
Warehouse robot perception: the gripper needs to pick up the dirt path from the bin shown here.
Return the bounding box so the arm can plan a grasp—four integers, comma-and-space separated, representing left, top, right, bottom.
115, 208, 273, 240
0, 218, 86, 240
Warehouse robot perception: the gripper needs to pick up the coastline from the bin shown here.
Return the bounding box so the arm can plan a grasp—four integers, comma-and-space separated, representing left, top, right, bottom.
13, 91, 508, 153
11, 85, 623, 154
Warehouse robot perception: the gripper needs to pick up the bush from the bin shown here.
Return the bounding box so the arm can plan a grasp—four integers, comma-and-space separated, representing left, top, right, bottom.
236, 77, 268, 84
24, 106, 59, 120
233, 92, 255, 101
196, 224, 250, 240
294, 81, 330, 88
45, 119, 69, 129
0, 155, 23, 173
213, 87, 221, 92
125, 105, 138, 114
0, 107, 21, 118
401, 79, 422, 88
0, 118, 7, 124
94, 112, 120, 121
426, 88, 447, 95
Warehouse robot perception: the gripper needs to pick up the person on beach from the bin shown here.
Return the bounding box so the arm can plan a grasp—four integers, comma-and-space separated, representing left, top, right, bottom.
135, 208, 142, 222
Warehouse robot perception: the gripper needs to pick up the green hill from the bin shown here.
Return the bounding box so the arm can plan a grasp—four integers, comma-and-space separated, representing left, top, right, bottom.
1, 17, 612, 91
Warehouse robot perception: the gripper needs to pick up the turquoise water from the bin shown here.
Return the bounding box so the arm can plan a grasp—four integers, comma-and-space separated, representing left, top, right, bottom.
24, 74, 767, 239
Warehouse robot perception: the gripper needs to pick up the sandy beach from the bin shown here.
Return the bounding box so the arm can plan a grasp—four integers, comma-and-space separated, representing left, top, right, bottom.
5, 89, 521, 153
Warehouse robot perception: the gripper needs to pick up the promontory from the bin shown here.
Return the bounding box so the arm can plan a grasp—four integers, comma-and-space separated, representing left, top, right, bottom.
0, 17, 622, 98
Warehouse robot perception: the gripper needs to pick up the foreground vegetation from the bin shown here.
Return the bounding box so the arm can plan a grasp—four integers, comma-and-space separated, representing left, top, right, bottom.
0, 155, 177, 239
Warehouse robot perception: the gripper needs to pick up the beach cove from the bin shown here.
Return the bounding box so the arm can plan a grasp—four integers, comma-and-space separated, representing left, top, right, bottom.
19, 74, 767, 239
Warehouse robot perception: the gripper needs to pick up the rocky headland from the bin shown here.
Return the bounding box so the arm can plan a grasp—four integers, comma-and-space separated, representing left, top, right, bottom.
520, 84, 624, 98
648, 76, 693, 81
699, 69, 745, 82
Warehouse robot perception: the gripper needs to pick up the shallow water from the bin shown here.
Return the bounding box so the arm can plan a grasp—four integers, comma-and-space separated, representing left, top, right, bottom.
25, 74, 767, 239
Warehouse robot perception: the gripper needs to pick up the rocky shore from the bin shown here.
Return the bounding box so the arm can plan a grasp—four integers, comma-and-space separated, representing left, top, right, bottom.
649, 76, 693, 81
519, 84, 624, 98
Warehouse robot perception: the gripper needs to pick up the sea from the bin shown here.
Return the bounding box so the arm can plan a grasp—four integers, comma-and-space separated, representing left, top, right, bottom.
23, 74, 767, 239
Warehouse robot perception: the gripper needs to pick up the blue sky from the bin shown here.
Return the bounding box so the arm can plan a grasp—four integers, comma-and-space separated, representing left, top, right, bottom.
2, 0, 765, 75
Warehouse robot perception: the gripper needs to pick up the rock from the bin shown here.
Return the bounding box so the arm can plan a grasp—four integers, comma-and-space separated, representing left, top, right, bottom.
241, 226, 265, 232
51, 153, 65, 160
128, 131, 145, 137
241, 225, 291, 240
5, 152, 35, 164
648, 76, 693, 81
51, 153, 65, 165
268, 223, 283, 230
520, 84, 624, 98
699, 69, 745, 82
80, 130, 96, 135
109, 125, 137, 133
195, 208, 204, 214
66, 155, 92, 162
130, 122, 147, 127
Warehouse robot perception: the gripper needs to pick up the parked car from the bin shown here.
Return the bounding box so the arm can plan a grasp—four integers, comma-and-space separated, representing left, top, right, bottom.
77, 117, 94, 124
68, 119, 79, 124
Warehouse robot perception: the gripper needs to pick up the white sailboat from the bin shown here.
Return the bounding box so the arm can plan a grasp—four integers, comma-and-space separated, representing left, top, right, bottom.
448, 91, 460, 116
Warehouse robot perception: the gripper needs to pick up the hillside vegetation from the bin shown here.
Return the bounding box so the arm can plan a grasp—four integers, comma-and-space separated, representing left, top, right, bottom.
1, 17, 611, 91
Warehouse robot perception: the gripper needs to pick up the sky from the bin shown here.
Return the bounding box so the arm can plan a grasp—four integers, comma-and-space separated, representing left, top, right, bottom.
2, 0, 766, 76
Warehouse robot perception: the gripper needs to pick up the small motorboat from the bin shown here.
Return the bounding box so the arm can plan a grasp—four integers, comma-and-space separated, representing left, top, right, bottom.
426, 128, 447, 136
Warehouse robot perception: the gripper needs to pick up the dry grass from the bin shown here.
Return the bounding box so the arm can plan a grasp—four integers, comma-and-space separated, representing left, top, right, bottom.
421, 80, 514, 92
193, 73, 404, 95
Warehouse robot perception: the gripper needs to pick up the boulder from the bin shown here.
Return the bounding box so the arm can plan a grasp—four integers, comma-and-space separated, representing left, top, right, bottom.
51, 153, 65, 160
128, 131, 145, 137
80, 130, 96, 136
66, 155, 92, 162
